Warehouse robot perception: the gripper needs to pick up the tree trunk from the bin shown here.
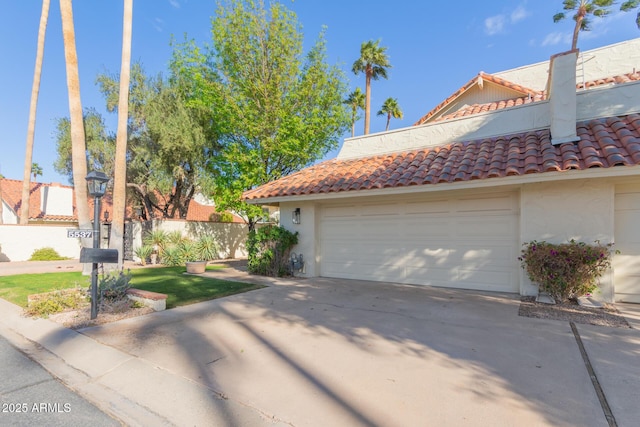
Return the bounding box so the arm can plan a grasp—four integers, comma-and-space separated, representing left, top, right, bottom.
20, 0, 50, 225
0, 177, 4, 224
109, 0, 133, 271
60, 0, 92, 254
364, 70, 371, 135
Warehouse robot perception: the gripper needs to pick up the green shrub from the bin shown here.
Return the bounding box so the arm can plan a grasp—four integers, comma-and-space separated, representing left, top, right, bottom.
99, 270, 132, 302
209, 211, 234, 223
134, 245, 154, 265
248, 225, 298, 277
26, 288, 87, 317
161, 245, 183, 266
195, 235, 218, 261
143, 229, 169, 256
519, 240, 617, 302
178, 241, 200, 262
167, 230, 186, 245
29, 247, 69, 261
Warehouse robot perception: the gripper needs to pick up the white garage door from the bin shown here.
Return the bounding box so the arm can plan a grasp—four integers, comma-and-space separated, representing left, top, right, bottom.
319, 191, 520, 293
614, 184, 640, 303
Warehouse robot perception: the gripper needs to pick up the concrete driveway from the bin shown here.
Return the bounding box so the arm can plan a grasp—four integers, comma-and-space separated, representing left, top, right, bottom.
1, 266, 639, 426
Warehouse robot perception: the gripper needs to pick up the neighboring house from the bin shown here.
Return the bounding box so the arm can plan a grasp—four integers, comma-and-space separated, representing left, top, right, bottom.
0, 178, 112, 225
244, 38, 640, 303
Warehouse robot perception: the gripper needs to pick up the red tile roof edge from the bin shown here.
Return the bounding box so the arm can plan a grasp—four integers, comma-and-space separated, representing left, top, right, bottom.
414, 72, 543, 126
243, 113, 640, 202
413, 70, 640, 126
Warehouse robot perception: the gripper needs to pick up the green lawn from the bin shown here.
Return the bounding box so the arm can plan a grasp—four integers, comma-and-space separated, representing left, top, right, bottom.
0, 265, 263, 309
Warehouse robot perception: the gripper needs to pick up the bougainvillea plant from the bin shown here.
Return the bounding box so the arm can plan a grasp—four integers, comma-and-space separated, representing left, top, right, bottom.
519, 239, 617, 302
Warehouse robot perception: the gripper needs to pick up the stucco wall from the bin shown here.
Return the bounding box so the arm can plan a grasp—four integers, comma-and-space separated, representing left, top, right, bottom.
146, 220, 249, 259
338, 81, 640, 161
0, 225, 82, 262
520, 180, 615, 300
280, 201, 318, 277
495, 38, 640, 90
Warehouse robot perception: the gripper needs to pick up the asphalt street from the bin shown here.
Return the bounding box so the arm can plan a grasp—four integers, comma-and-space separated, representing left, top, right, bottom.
0, 334, 120, 427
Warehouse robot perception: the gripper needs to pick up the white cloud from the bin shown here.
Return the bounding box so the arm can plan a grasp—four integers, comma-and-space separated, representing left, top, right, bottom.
484, 4, 530, 35
169, 0, 181, 8
153, 17, 165, 32
484, 15, 506, 35
510, 5, 530, 23
541, 32, 570, 47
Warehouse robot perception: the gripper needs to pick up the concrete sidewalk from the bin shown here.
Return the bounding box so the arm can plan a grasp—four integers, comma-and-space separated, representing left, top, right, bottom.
1, 265, 639, 426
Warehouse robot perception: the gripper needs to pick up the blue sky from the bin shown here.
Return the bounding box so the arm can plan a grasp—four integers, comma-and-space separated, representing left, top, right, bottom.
1, 0, 639, 184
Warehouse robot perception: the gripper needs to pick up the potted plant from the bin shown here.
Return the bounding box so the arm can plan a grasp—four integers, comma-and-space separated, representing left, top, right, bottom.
184, 236, 219, 274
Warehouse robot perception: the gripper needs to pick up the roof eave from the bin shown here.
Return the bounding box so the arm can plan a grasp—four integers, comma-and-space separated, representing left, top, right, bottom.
245, 165, 640, 204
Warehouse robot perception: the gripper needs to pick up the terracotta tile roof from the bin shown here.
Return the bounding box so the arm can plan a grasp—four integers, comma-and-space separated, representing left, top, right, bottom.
414, 72, 543, 126
243, 114, 640, 201
577, 71, 640, 89
184, 200, 244, 223
434, 93, 546, 122
0, 178, 112, 223
414, 71, 640, 126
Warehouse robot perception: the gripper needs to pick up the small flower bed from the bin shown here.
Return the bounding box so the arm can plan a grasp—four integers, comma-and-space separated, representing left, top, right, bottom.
519, 240, 617, 302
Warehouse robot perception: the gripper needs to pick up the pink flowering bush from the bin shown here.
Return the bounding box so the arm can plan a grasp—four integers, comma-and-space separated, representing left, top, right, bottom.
519, 240, 617, 302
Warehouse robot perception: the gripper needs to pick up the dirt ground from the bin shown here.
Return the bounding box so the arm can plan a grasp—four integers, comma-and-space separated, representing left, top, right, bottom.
518, 296, 630, 328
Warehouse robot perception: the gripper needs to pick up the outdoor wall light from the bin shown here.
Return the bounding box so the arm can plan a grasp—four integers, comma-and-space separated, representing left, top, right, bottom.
292, 208, 301, 224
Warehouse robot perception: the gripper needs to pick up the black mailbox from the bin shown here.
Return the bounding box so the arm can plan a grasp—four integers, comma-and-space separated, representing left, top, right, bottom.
80, 248, 119, 264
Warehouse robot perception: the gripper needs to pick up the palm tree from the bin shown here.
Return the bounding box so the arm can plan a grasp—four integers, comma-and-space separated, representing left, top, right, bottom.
377, 97, 403, 131
553, 0, 616, 50
352, 40, 391, 135
0, 172, 4, 225
620, 1, 640, 29
20, 0, 50, 225
59, 0, 91, 242
31, 163, 43, 182
109, 0, 134, 270
344, 87, 365, 137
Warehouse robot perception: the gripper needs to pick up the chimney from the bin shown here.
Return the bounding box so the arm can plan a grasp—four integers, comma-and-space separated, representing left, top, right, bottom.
547, 50, 581, 145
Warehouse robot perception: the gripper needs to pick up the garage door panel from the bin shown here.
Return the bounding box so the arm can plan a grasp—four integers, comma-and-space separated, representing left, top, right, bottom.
320, 193, 519, 293
405, 199, 451, 214
402, 220, 454, 238
455, 217, 518, 238
615, 211, 640, 241
456, 194, 517, 212
455, 269, 517, 292
614, 187, 640, 302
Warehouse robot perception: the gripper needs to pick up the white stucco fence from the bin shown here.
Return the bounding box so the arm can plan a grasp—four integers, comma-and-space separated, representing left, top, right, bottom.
0, 221, 249, 262
0, 225, 83, 262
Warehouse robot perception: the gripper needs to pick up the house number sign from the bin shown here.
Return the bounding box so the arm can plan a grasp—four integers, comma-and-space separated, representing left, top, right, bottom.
67, 229, 94, 239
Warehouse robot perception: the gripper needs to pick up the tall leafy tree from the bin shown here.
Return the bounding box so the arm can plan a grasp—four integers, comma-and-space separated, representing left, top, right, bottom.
99, 61, 211, 220
377, 97, 403, 131
352, 39, 391, 135
55, 64, 209, 221
175, 0, 350, 230
20, 0, 49, 225
110, 0, 133, 269
54, 109, 116, 179
59, 0, 91, 242
621, 1, 640, 29
344, 87, 365, 137
31, 163, 43, 181
553, 0, 616, 50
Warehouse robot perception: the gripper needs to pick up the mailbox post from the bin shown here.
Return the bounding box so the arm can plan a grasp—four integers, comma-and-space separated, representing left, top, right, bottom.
86, 171, 110, 320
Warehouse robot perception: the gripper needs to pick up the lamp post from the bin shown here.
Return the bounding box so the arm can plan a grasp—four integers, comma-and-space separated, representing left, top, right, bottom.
86, 171, 109, 320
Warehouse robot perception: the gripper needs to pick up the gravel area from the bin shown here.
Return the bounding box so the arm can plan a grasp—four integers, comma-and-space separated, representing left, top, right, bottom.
519, 296, 631, 328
